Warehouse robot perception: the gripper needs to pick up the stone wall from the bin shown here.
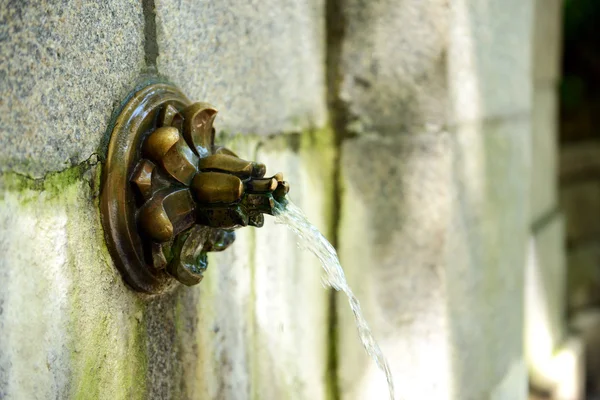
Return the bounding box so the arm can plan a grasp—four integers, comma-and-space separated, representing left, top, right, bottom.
0, 1, 564, 399
1, 1, 333, 399
524, 0, 586, 398
335, 0, 533, 398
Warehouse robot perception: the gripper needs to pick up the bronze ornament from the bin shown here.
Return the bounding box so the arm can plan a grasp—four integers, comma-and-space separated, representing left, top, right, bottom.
101, 83, 288, 293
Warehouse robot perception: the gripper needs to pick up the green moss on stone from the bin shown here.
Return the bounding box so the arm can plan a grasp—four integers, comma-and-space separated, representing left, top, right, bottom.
0, 155, 100, 204
0, 128, 338, 399
1, 158, 150, 400
300, 126, 337, 240
66, 186, 148, 400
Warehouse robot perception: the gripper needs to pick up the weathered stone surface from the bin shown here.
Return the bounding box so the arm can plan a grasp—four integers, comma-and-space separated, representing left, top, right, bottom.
533, 0, 563, 82
531, 86, 558, 224
447, 117, 530, 400
0, 1, 552, 400
336, 0, 533, 135
0, 131, 335, 400
560, 181, 600, 244
337, 0, 449, 135
0, 162, 224, 400
0, 146, 248, 400
186, 234, 254, 400
252, 131, 334, 400
567, 242, 600, 311
0, 162, 148, 400
154, 0, 326, 136
337, 132, 454, 400
0, 1, 146, 178
448, 0, 533, 123
337, 117, 529, 400
525, 215, 567, 389
334, 2, 535, 396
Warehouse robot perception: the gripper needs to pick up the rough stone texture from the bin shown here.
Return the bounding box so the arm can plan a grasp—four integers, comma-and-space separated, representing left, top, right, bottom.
448, 0, 533, 123
338, 132, 454, 400
525, 215, 567, 389
0, 162, 218, 400
184, 230, 254, 399
253, 132, 334, 400
337, 119, 529, 399
531, 86, 558, 224
0, 162, 148, 400
560, 181, 600, 244
532, 0, 563, 83
336, 0, 449, 136
0, 1, 146, 178
0, 1, 553, 400
567, 242, 600, 311
447, 117, 530, 400
335, 0, 532, 398
0, 131, 334, 400
154, 0, 326, 136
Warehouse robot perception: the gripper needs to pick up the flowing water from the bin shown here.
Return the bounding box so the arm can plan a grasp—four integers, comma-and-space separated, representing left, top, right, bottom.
274, 199, 395, 400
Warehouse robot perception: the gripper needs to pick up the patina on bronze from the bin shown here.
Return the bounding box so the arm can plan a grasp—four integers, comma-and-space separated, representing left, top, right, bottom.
101, 83, 289, 293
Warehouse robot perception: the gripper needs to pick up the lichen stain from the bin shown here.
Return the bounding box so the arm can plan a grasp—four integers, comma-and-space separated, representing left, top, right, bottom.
1, 159, 149, 400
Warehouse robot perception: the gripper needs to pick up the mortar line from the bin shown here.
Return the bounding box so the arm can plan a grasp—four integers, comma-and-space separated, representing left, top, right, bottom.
531, 206, 561, 234
325, 0, 347, 397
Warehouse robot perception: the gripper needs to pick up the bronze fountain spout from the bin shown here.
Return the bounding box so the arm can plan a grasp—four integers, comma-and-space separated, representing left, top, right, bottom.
101, 83, 289, 293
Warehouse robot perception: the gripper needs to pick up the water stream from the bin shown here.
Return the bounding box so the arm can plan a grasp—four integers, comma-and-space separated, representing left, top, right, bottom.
274, 199, 395, 400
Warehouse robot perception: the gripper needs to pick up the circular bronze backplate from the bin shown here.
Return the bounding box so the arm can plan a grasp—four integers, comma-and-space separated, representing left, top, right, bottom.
101, 83, 289, 294
101, 83, 191, 294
